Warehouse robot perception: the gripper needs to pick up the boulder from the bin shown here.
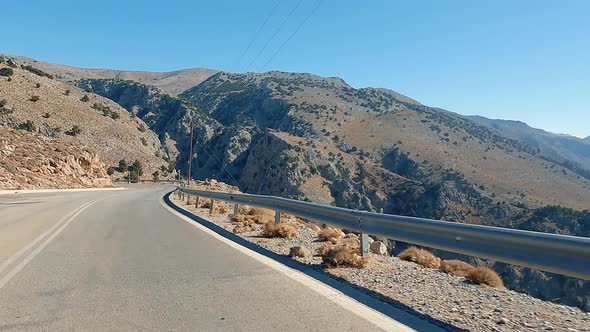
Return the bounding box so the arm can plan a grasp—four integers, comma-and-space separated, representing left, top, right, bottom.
370, 241, 387, 256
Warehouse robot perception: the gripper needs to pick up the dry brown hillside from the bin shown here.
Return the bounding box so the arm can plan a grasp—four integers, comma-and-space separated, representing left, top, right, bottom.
0, 63, 167, 177
7, 55, 218, 96
0, 127, 111, 189
183, 71, 590, 211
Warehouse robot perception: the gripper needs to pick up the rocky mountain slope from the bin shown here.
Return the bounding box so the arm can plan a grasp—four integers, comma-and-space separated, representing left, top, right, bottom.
0, 127, 111, 189
0, 59, 168, 183
7, 55, 218, 96
468, 115, 590, 171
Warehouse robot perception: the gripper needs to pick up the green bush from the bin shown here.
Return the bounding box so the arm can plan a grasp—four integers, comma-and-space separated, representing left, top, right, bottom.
29, 95, 40, 102
23, 120, 36, 132
80, 95, 89, 102
21, 65, 53, 79
117, 159, 128, 172
107, 167, 115, 175
35, 83, 41, 88
0, 99, 6, 108
68, 125, 81, 136
0, 68, 14, 77
64, 89, 70, 96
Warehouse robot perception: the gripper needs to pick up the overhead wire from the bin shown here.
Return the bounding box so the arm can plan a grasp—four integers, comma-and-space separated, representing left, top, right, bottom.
246, 0, 304, 70
261, 0, 325, 70
234, 1, 282, 70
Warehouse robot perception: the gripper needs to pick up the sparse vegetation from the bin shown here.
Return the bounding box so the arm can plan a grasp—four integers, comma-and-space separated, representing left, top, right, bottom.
67, 125, 81, 136
80, 95, 89, 102
262, 222, 298, 239
29, 95, 40, 102
107, 167, 115, 175
140, 137, 147, 146
42, 112, 50, 118
466, 267, 504, 288
318, 227, 344, 243
0, 68, 14, 76
35, 83, 41, 88
64, 89, 70, 96
289, 246, 310, 258
440, 259, 475, 277
22, 120, 36, 132
399, 247, 441, 269
322, 243, 371, 268
21, 65, 53, 78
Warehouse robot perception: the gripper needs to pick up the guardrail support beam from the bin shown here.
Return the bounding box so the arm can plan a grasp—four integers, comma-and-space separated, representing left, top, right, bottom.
195, 196, 200, 208
360, 233, 370, 256
209, 199, 215, 214
234, 203, 239, 214
275, 210, 281, 224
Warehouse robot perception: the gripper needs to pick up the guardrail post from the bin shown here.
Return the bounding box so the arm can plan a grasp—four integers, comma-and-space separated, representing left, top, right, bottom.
195, 196, 200, 208
209, 199, 215, 214
234, 203, 239, 214
360, 233, 370, 256
275, 210, 281, 224
186, 194, 191, 204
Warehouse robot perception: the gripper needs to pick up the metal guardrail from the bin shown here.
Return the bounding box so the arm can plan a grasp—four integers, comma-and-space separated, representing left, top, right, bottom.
176, 187, 590, 280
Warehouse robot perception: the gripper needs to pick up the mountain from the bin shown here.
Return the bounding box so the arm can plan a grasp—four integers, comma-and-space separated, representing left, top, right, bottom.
0, 58, 168, 186
3, 54, 588, 309
7, 54, 219, 96
468, 115, 590, 171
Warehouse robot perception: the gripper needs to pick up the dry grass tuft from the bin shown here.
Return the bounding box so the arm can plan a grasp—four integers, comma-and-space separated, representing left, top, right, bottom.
322, 244, 371, 268
440, 259, 475, 277
466, 267, 504, 288
262, 222, 298, 239
230, 214, 245, 223
200, 199, 211, 208
218, 205, 229, 213
318, 227, 344, 243
316, 242, 333, 256
248, 206, 274, 216
232, 225, 245, 234
289, 246, 310, 258
399, 247, 441, 269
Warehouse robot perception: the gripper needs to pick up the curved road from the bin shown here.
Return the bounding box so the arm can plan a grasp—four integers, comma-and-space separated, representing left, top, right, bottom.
0, 185, 436, 331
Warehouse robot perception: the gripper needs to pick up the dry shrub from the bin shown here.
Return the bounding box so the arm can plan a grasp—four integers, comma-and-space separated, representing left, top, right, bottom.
230, 214, 245, 223
248, 206, 273, 216
398, 246, 441, 269
248, 214, 273, 225
318, 227, 344, 243
316, 242, 333, 256
466, 267, 504, 288
200, 199, 211, 208
289, 246, 310, 258
233, 225, 245, 234
322, 244, 371, 268
440, 259, 475, 277
218, 205, 229, 213
262, 223, 298, 239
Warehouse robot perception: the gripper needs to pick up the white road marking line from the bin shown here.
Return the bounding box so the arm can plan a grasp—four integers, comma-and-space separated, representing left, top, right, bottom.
0, 201, 93, 275
161, 197, 434, 332
0, 200, 97, 289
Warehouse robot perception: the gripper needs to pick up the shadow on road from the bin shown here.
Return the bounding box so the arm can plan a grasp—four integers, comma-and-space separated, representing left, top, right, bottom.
164, 191, 467, 332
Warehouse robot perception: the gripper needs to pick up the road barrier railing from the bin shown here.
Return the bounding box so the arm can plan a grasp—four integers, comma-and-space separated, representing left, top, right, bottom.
176, 187, 590, 280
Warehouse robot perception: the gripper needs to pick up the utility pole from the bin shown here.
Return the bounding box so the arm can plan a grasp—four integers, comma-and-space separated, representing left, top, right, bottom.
187, 118, 194, 187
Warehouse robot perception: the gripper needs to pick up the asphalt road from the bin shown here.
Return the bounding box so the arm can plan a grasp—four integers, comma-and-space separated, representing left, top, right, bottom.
0, 185, 432, 331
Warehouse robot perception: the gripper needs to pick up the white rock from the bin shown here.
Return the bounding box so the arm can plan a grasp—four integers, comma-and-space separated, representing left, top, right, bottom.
370, 241, 387, 255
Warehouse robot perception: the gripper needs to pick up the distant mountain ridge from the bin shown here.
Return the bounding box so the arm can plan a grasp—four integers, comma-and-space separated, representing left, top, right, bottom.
468, 115, 590, 170
4, 54, 219, 96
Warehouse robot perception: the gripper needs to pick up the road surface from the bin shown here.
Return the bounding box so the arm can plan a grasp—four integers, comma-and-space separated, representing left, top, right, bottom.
0, 185, 433, 331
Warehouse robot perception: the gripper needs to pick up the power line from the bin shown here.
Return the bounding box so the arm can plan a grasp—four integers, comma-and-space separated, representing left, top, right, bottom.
261, 0, 325, 70
234, 1, 282, 70
247, 0, 304, 70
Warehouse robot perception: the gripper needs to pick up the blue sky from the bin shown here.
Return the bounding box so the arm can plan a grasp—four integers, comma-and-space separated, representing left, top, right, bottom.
2, 0, 588, 137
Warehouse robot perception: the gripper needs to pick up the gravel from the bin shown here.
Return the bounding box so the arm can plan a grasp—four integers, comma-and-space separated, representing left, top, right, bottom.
172, 194, 590, 332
